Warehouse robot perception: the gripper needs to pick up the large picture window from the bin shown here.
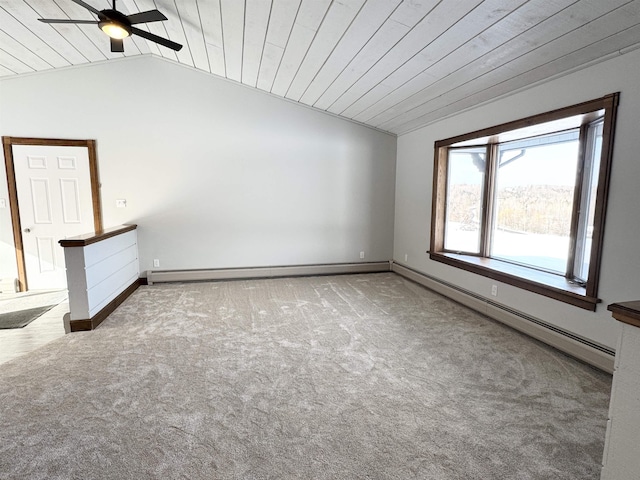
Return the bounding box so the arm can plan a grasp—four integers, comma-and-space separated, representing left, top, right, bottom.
430, 94, 619, 310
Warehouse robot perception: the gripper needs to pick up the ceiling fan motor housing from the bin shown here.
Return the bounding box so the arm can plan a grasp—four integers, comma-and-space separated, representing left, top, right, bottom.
98, 9, 131, 36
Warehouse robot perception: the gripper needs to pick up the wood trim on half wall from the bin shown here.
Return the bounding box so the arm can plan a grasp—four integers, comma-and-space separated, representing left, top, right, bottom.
2, 136, 103, 292
68, 279, 141, 332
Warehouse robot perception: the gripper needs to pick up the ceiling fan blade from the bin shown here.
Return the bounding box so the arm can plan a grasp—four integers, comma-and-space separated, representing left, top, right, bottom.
131, 26, 183, 51
69, 0, 101, 16
111, 38, 124, 53
38, 19, 99, 24
126, 9, 167, 25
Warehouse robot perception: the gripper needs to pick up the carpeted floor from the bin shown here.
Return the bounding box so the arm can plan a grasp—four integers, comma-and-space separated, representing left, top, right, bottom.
0, 273, 611, 479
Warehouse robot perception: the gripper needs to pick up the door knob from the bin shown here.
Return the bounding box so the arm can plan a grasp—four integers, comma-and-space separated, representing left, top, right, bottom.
24, 228, 31, 233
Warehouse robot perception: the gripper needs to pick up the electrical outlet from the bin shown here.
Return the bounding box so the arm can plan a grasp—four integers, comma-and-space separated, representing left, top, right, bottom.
404, 253, 408, 262
153, 259, 160, 268
360, 251, 365, 259
491, 284, 498, 296
116, 199, 127, 208
0, 198, 6, 208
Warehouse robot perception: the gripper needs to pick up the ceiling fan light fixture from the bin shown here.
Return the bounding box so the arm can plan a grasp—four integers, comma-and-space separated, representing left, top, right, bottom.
100, 21, 130, 39
38, 0, 182, 52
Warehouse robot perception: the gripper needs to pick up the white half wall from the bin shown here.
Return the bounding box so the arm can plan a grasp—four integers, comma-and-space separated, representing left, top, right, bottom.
394, 47, 640, 349
601, 321, 640, 479
0, 55, 396, 277
63, 228, 139, 320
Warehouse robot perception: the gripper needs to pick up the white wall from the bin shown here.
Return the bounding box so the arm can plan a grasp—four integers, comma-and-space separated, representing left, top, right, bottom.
0, 55, 396, 278
602, 321, 640, 479
394, 48, 640, 349
0, 171, 15, 281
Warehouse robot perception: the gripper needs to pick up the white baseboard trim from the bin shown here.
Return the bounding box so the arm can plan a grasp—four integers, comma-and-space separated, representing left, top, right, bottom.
392, 262, 614, 373
147, 261, 392, 285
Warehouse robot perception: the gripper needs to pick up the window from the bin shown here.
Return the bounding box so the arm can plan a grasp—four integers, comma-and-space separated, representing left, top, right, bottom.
430, 94, 619, 310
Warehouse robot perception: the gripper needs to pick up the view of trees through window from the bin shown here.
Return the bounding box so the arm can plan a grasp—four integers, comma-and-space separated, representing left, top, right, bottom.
431, 93, 618, 309
445, 148, 484, 253
444, 129, 597, 275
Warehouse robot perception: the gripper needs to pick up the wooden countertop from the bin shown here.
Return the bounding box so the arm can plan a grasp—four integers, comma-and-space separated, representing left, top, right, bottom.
608, 301, 640, 329
59, 224, 137, 248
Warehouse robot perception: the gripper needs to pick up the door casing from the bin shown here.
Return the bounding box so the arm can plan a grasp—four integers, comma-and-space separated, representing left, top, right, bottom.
3, 136, 103, 292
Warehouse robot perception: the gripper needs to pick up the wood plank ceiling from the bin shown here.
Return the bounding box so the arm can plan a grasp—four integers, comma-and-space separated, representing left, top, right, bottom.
1, 0, 640, 134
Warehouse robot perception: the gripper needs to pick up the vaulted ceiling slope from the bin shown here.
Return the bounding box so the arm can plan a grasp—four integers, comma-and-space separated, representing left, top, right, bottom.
2, 0, 640, 134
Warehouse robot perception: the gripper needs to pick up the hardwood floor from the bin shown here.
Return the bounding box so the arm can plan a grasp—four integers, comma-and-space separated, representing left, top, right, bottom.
0, 291, 69, 365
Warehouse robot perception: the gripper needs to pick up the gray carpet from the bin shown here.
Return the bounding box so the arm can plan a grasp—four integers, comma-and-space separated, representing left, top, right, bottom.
0, 273, 611, 479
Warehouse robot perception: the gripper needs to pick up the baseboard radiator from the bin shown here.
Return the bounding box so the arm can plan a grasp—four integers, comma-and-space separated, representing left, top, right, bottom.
391, 262, 615, 373
146, 261, 392, 285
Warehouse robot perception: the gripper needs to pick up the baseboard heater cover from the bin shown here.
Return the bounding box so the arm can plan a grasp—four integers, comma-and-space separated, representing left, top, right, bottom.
146, 261, 392, 285
391, 262, 615, 373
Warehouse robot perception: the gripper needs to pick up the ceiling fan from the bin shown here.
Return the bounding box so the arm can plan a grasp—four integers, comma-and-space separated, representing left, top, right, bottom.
37, 0, 183, 53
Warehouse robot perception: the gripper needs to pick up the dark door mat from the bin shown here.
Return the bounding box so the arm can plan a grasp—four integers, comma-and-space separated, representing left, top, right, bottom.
0, 305, 57, 329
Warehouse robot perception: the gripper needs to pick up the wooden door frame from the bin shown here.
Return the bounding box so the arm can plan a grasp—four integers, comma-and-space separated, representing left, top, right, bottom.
2, 136, 103, 292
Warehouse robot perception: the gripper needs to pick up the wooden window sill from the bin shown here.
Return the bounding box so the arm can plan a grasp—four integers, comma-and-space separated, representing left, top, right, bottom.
430, 252, 599, 311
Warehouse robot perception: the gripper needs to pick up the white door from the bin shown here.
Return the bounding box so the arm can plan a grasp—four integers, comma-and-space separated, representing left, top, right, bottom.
13, 145, 95, 290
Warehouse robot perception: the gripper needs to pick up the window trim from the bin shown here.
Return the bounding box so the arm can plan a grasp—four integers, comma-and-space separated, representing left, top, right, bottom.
430, 93, 619, 311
